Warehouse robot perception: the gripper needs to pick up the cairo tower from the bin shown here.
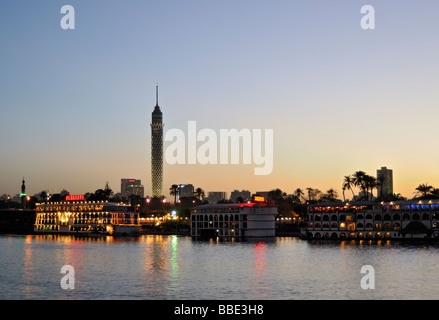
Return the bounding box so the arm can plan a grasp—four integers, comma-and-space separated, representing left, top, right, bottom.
151, 85, 164, 197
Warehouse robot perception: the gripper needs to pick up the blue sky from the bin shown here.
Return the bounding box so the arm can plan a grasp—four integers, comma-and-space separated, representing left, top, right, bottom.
1, 1, 439, 199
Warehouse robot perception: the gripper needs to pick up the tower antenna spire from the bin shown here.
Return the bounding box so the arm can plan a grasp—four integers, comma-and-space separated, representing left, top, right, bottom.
155, 83, 159, 107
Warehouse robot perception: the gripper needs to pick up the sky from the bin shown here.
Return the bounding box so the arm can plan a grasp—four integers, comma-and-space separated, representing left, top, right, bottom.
1, 0, 439, 200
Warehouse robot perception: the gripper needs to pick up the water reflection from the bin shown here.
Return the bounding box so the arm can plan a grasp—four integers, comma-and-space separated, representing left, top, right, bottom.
252, 242, 268, 298
137, 235, 181, 298
307, 239, 395, 248
22, 235, 33, 298
143, 235, 169, 273
4, 234, 439, 299
168, 236, 180, 298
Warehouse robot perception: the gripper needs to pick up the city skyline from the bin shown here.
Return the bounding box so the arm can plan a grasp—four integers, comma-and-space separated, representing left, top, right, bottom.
0, 163, 431, 202
1, 1, 439, 199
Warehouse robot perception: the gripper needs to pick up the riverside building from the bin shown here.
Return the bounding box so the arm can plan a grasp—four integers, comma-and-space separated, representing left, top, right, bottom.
34, 195, 140, 235
190, 197, 277, 239
303, 199, 439, 240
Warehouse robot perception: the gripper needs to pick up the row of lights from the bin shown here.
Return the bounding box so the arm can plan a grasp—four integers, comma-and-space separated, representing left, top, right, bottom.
36, 200, 111, 205
276, 217, 301, 221
386, 200, 438, 205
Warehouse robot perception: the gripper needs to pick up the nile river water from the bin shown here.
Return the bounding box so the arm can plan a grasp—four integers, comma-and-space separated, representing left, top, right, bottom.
1, 234, 439, 300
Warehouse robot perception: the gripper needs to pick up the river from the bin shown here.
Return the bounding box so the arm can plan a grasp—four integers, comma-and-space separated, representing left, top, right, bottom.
1, 234, 438, 300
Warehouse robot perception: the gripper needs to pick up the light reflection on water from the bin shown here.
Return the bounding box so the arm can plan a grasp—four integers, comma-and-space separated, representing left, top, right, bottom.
1, 234, 439, 299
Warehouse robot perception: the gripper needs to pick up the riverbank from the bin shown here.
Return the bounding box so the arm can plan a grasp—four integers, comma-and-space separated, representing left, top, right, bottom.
0, 211, 301, 237
140, 228, 190, 236
0, 210, 35, 234
139, 222, 301, 237
138, 229, 300, 237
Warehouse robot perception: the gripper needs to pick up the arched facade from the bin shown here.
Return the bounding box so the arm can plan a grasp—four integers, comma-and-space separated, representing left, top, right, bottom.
304, 200, 439, 240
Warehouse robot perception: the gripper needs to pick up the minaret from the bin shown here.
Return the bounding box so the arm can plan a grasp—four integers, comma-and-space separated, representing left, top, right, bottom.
20, 177, 26, 209
151, 85, 164, 197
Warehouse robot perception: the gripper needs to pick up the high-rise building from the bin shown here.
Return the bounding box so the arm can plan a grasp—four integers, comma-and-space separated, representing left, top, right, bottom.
151, 85, 164, 198
121, 179, 144, 198
377, 166, 393, 198
179, 184, 195, 198
230, 190, 251, 202
206, 192, 227, 204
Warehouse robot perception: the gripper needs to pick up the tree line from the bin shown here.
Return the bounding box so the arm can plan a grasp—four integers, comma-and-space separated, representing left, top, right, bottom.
2, 176, 439, 212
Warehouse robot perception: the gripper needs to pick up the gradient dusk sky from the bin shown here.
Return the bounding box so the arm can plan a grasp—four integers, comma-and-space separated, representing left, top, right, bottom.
1, 0, 438, 199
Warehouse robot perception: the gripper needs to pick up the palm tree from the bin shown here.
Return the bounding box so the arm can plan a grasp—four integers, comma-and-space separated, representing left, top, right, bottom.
353, 171, 367, 200
169, 184, 179, 205
314, 189, 323, 203
294, 188, 305, 203
430, 188, 439, 199
194, 188, 205, 201
364, 175, 377, 201
415, 183, 434, 198
342, 175, 355, 200
325, 188, 338, 202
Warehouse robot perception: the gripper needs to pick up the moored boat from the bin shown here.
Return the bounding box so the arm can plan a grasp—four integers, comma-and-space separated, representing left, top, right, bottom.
302, 200, 439, 241
34, 196, 140, 236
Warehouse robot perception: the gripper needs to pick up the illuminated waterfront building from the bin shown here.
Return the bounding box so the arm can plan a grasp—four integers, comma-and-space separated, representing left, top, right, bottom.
191, 197, 277, 239
254, 191, 270, 199
151, 85, 164, 197
34, 195, 140, 235
303, 199, 439, 240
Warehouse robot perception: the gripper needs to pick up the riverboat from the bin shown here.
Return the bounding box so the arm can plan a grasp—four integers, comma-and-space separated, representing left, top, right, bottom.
191, 198, 277, 239
34, 197, 140, 236
302, 200, 439, 240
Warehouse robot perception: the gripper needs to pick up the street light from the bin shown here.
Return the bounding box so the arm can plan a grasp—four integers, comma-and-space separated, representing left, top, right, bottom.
162, 197, 166, 213
146, 196, 150, 213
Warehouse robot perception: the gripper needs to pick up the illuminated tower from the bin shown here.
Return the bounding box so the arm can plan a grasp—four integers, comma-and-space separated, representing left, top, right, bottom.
151, 85, 164, 197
